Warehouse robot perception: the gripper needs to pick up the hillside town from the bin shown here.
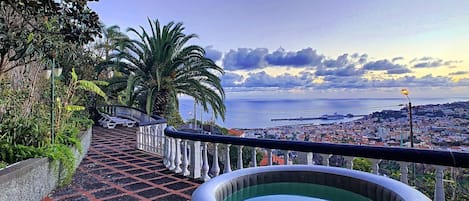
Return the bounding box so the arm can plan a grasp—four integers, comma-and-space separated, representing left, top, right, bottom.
235, 101, 469, 153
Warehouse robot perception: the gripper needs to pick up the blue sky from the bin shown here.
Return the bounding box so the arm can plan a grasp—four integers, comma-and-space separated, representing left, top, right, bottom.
89, 0, 469, 99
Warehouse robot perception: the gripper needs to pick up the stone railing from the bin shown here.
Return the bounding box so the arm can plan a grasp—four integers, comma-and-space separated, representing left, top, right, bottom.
163, 127, 469, 201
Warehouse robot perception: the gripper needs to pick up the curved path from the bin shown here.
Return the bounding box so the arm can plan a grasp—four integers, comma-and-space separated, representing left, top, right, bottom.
45, 126, 201, 201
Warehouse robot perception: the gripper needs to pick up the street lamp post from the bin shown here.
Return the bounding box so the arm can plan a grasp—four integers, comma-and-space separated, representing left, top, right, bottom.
50, 58, 55, 144
400, 88, 414, 148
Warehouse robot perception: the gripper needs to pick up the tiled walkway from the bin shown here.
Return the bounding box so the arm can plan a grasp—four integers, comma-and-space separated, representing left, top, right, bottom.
45, 126, 201, 201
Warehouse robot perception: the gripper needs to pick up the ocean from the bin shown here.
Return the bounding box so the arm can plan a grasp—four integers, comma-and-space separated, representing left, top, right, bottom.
178, 97, 469, 129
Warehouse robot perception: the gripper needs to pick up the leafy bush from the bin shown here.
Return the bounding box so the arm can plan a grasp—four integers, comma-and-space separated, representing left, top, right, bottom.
0, 116, 49, 147
352, 157, 372, 173
0, 161, 7, 169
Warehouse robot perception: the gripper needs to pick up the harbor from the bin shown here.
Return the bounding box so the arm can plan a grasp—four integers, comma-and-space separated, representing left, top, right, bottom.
271, 113, 366, 122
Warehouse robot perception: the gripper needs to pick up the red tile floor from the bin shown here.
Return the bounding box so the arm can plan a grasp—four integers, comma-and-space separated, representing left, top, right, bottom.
44, 126, 202, 201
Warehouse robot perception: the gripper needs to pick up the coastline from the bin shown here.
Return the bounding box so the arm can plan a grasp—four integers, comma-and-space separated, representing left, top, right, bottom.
180, 98, 469, 129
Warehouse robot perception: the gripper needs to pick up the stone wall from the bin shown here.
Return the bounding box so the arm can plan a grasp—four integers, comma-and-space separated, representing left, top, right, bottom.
0, 127, 92, 201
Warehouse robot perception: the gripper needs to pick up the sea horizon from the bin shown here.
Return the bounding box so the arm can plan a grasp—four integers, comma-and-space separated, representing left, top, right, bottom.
179, 97, 469, 129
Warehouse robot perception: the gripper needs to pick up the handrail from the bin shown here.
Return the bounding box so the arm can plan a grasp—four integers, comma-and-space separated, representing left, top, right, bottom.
98, 105, 167, 126
165, 127, 469, 168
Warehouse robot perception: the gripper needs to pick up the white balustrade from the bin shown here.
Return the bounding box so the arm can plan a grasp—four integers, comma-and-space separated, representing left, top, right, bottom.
224, 144, 232, 173
201, 142, 211, 181
210, 143, 220, 177
306, 152, 314, 165
319, 154, 329, 166
169, 138, 176, 170
158, 128, 458, 199
181, 140, 189, 176
174, 139, 182, 173
238, 145, 244, 169
267, 149, 273, 166
434, 165, 446, 201
189, 141, 201, 179
284, 150, 290, 165
343, 156, 354, 169
399, 161, 409, 184
370, 159, 382, 175
137, 123, 166, 155
251, 147, 257, 167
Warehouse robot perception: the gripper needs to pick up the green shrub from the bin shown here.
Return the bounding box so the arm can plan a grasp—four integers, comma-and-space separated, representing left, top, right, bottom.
0, 161, 7, 169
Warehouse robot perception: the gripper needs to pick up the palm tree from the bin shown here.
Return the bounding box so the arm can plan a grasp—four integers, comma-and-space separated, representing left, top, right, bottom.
95, 24, 128, 77
105, 19, 225, 120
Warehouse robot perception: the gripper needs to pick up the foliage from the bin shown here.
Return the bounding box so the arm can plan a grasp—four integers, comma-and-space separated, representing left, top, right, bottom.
0, 66, 95, 188
54, 68, 107, 130
43, 143, 77, 186
102, 19, 226, 124
0, 142, 78, 186
0, 0, 101, 77
229, 145, 263, 169
0, 161, 7, 169
0, 116, 49, 147
352, 157, 372, 173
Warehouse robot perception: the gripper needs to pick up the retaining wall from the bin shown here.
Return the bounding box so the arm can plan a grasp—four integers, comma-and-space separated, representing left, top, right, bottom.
0, 127, 92, 201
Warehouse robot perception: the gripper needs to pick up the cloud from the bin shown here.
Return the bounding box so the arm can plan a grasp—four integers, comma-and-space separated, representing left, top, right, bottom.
448, 71, 469, 76
221, 72, 244, 87
223, 48, 268, 70
265, 48, 324, 67
392, 57, 404, 62
324, 54, 350, 68
410, 57, 461, 68
350, 53, 368, 64
316, 76, 369, 89
204, 46, 222, 61
358, 54, 368, 64
363, 59, 411, 74
315, 64, 364, 77
242, 71, 313, 88
315, 74, 462, 90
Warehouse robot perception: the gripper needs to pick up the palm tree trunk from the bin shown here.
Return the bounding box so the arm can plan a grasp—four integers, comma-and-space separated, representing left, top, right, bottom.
152, 89, 170, 117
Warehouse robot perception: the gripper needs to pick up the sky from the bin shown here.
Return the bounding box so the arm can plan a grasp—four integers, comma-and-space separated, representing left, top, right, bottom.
89, 0, 469, 99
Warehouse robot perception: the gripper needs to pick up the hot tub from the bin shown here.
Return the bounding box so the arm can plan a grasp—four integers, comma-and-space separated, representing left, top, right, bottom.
191, 165, 430, 201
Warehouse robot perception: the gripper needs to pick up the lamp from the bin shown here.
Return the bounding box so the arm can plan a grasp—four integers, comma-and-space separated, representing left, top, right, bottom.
45, 59, 62, 144
400, 88, 414, 148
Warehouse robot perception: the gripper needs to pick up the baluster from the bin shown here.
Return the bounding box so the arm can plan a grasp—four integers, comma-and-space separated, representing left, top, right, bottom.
238, 145, 244, 169
306, 152, 314, 165
144, 126, 149, 151
210, 143, 220, 177
284, 150, 289, 165
169, 138, 176, 170
151, 126, 156, 153
399, 162, 408, 184
369, 159, 382, 175
251, 147, 257, 167
153, 124, 163, 154
434, 166, 446, 201
155, 125, 160, 154
137, 127, 142, 150
224, 144, 232, 173
174, 139, 182, 173
160, 124, 166, 154
267, 149, 273, 166
182, 140, 189, 176
163, 136, 169, 167
327, 154, 333, 166
189, 141, 201, 179
319, 154, 329, 166
201, 142, 211, 181
344, 156, 354, 169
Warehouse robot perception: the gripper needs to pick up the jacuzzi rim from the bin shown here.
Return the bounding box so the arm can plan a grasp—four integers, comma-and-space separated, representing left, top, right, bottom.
191, 165, 431, 201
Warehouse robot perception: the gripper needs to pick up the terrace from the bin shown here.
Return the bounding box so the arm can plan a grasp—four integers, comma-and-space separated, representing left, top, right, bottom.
47, 105, 468, 201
